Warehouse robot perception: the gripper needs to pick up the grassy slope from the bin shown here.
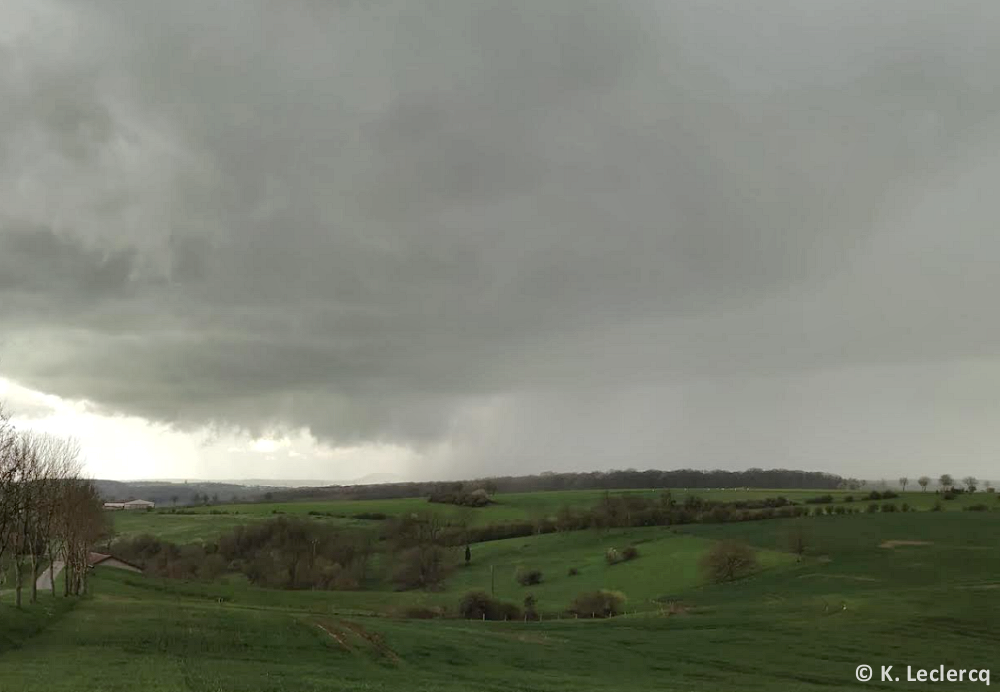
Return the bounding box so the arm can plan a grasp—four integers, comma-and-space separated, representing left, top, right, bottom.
113, 487, 998, 542
3, 511, 999, 691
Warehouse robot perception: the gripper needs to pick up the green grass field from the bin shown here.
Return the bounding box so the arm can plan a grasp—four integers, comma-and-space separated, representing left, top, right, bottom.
112, 487, 998, 542
3, 491, 998, 691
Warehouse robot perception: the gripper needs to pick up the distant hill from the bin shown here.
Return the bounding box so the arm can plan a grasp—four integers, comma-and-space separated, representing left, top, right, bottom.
93, 480, 280, 506
264, 468, 845, 504
95, 468, 843, 506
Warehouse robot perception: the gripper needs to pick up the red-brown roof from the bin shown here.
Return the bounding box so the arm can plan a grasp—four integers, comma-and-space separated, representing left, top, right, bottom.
87, 552, 142, 571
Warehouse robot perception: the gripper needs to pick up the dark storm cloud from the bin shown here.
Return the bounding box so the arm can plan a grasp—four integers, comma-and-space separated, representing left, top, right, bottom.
3, 0, 1000, 478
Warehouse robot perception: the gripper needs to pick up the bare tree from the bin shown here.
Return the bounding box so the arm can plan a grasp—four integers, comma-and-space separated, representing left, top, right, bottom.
787, 522, 808, 561
0, 402, 99, 607
6, 430, 40, 608
0, 405, 20, 599
939, 474, 954, 491
917, 476, 930, 492
58, 478, 106, 596
962, 476, 978, 492
32, 436, 81, 601
700, 541, 758, 583
899, 477, 908, 491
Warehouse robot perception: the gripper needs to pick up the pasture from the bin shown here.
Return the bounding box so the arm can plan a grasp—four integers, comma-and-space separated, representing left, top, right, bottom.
2, 491, 998, 690
111, 486, 994, 542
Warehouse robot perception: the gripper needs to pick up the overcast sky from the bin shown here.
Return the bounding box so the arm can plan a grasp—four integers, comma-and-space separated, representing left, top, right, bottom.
2, 1, 999, 483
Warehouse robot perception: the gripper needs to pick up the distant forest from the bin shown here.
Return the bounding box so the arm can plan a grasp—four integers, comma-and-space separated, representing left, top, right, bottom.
96, 468, 844, 506
266, 468, 844, 503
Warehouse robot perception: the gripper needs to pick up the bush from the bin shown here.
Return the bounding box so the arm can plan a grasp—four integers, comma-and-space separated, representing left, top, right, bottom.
881, 503, 897, 513
901, 503, 910, 512
515, 567, 543, 586
843, 495, 854, 503
699, 541, 758, 583
401, 606, 446, 619
866, 491, 883, 501
881, 490, 898, 500
621, 545, 640, 561
866, 503, 879, 513
568, 590, 626, 618
428, 489, 492, 507
567, 567, 579, 576
965, 504, 989, 512
523, 595, 539, 621
804, 494, 833, 505
392, 545, 453, 591
458, 591, 521, 620
931, 501, 943, 511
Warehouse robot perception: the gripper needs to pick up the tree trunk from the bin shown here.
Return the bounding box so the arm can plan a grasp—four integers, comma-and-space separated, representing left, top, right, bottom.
48, 547, 57, 597
14, 558, 23, 609
30, 553, 38, 603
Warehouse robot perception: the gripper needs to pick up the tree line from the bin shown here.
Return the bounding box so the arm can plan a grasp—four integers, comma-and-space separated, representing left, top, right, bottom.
0, 405, 107, 608
266, 467, 845, 504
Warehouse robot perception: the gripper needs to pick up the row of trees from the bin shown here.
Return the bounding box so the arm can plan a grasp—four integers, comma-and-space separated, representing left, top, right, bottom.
0, 405, 107, 608
268, 468, 846, 504
898, 475, 989, 492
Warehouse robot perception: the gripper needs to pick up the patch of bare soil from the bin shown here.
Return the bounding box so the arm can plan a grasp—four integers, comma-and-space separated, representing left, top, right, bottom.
315, 623, 351, 652
879, 540, 932, 549
339, 620, 401, 664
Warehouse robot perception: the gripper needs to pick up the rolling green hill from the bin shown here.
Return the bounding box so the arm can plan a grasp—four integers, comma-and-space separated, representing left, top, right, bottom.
112, 487, 998, 543
3, 508, 998, 690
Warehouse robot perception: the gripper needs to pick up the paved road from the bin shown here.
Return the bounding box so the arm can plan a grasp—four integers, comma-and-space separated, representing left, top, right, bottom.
35, 560, 64, 591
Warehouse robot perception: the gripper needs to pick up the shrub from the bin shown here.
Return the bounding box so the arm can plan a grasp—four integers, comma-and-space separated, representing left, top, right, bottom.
804, 494, 833, 505
881, 490, 898, 500
458, 591, 521, 620
428, 489, 492, 507
881, 503, 897, 513
866, 503, 879, 513
523, 595, 539, 621
197, 553, 227, 580
568, 590, 626, 618
965, 504, 989, 512
402, 606, 445, 619
567, 567, 579, 576
942, 491, 957, 500
901, 503, 910, 512
621, 545, 640, 561
931, 501, 943, 511
834, 505, 846, 515
392, 545, 453, 591
787, 523, 808, 558
986, 487, 996, 494
843, 495, 854, 503
866, 491, 883, 501
515, 567, 543, 586
605, 548, 621, 565
699, 541, 758, 583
